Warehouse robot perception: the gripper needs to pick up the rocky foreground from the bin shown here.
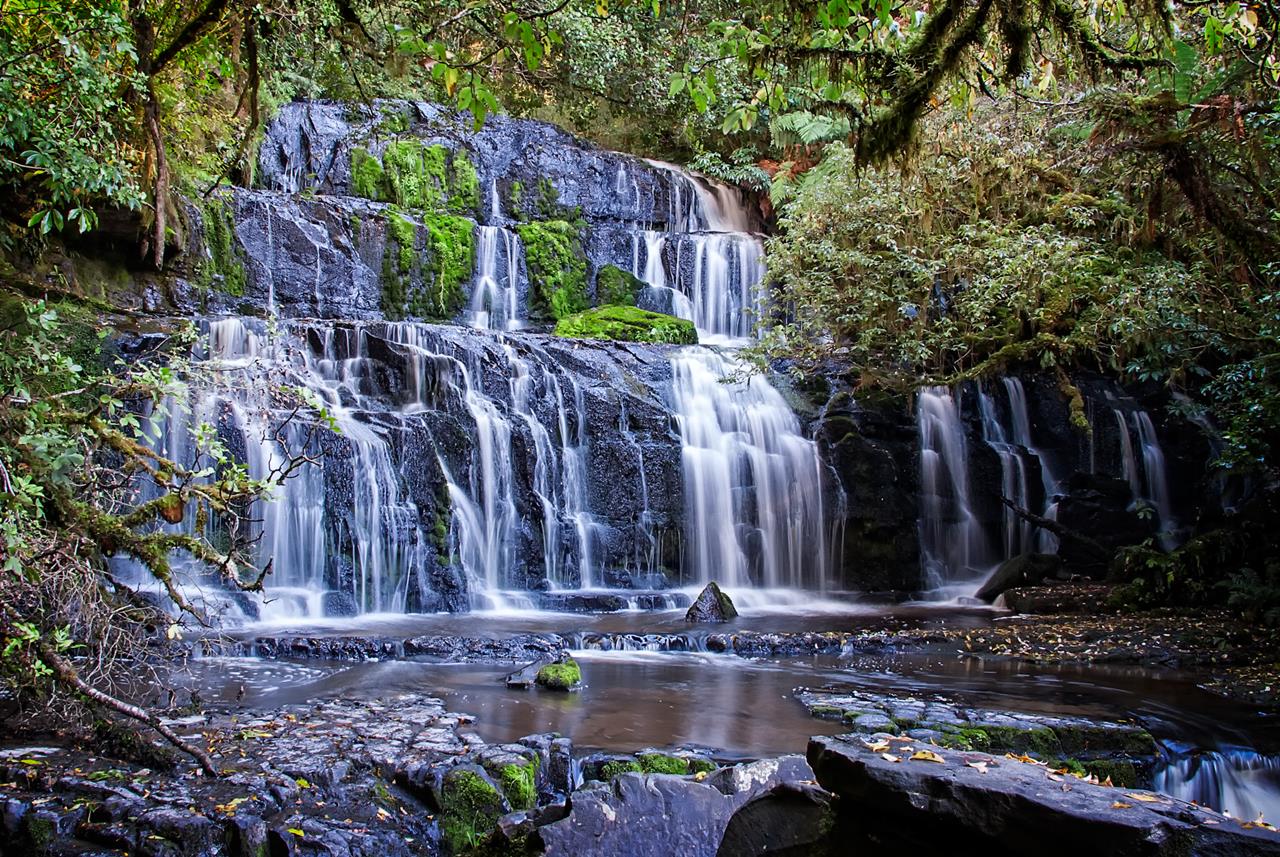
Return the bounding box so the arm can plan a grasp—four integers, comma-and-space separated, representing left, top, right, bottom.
2, 681, 1278, 857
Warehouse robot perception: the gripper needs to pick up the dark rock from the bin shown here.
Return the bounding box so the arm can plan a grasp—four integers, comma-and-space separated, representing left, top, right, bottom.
716, 782, 833, 857
976, 553, 1064, 602
808, 734, 1280, 856
686, 581, 738, 623
507, 658, 554, 688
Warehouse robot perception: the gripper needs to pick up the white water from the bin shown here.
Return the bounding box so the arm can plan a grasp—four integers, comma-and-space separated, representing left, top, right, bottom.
466, 225, 523, 331
1113, 406, 1178, 547
1155, 746, 1280, 821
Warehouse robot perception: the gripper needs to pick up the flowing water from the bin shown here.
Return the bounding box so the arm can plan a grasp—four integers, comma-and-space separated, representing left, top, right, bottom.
127, 103, 1276, 827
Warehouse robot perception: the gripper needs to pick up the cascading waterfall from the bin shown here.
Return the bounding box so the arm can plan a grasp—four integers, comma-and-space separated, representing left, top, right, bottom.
976, 378, 1060, 559
917, 386, 992, 593
670, 351, 831, 590
1112, 406, 1178, 546
466, 225, 522, 332
629, 168, 834, 592
1155, 745, 1280, 821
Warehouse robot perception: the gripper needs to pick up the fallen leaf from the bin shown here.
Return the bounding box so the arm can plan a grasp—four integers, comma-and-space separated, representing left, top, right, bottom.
1125, 793, 1164, 803
862, 740, 891, 753
881, 753, 901, 763
287, 828, 304, 837
966, 761, 989, 774
1112, 802, 1133, 809
910, 750, 945, 763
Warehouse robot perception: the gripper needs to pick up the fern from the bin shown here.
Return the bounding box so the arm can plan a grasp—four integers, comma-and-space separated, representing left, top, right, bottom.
769, 111, 851, 147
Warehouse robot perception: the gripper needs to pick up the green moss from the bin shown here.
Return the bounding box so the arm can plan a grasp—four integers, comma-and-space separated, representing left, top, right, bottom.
197, 195, 246, 297
555, 306, 697, 345
534, 177, 561, 219
509, 180, 524, 213
382, 140, 449, 210
448, 151, 480, 215
535, 657, 581, 690
808, 704, 846, 720
688, 758, 718, 775
596, 265, 642, 307
937, 727, 994, 751
498, 760, 537, 810
638, 754, 690, 775
380, 211, 474, 321
420, 213, 475, 319
982, 725, 1060, 757
24, 814, 54, 850
1050, 725, 1156, 757
1081, 758, 1140, 787
351, 147, 386, 201
439, 768, 507, 855
516, 220, 588, 319
600, 760, 643, 779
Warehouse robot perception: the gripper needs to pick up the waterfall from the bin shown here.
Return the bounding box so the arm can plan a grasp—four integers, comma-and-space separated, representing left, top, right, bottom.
466, 226, 523, 331
978, 385, 1033, 559
1112, 406, 1178, 547
918, 386, 992, 594
670, 350, 831, 590
1155, 745, 1280, 821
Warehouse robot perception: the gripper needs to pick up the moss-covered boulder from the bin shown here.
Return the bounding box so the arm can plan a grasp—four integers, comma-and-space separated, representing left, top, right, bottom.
595, 264, 643, 306
515, 220, 588, 319
379, 210, 475, 321
535, 657, 582, 691
438, 764, 510, 854
349, 142, 480, 214
555, 306, 697, 345
685, 581, 738, 623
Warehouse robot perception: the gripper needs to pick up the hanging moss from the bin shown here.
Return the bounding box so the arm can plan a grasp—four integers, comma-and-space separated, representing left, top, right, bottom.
516, 220, 588, 320
555, 305, 697, 345
448, 151, 480, 215
350, 147, 386, 201
382, 140, 449, 210
380, 210, 474, 321
417, 214, 475, 320
595, 265, 643, 306
196, 195, 246, 297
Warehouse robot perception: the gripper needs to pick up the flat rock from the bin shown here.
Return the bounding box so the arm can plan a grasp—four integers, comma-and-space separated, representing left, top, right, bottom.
808, 734, 1280, 856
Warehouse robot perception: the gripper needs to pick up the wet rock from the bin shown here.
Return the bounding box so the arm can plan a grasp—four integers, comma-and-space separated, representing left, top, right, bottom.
976, 553, 1064, 602
686, 581, 738, 623
808, 734, 1280, 856
537, 756, 819, 857
507, 658, 554, 688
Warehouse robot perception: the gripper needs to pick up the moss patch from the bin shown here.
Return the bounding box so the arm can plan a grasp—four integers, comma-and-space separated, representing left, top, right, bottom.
535, 657, 581, 690
439, 767, 507, 855
498, 760, 537, 810
638, 754, 690, 775
516, 220, 588, 320
379, 210, 475, 321
196, 195, 246, 298
600, 760, 643, 779
448, 151, 480, 215
351, 147, 386, 201
596, 264, 643, 306
555, 305, 696, 345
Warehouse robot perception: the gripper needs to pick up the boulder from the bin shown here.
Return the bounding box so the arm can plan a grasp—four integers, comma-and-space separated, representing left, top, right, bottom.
686, 582, 738, 623
535, 756, 816, 857
716, 782, 833, 857
808, 734, 1280, 856
975, 553, 1064, 603
535, 656, 582, 691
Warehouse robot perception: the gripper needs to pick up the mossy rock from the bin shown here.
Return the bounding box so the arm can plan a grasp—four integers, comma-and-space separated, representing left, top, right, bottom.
497, 760, 537, 810
379, 210, 475, 321
600, 759, 643, 779
556, 305, 697, 345
1081, 758, 1141, 788
535, 657, 581, 691
595, 264, 643, 307
195, 194, 246, 298
516, 220, 588, 320
638, 753, 690, 775
439, 765, 509, 854
351, 142, 479, 214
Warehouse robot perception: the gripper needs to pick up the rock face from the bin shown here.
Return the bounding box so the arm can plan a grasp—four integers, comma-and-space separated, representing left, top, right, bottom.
686, 581, 739, 623
535, 756, 816, 857
808, 734, 1280, 856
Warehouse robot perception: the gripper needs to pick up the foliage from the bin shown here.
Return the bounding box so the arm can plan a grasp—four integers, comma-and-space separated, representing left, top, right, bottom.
555, 305, 698, 345
516, 220, 588, 320
0, 288, 320, 766
195, 195, 247, 297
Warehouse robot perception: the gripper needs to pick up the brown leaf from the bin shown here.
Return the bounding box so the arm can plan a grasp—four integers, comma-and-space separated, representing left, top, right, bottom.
1111, 802, 1133, 809
1125, 793, 1164, 803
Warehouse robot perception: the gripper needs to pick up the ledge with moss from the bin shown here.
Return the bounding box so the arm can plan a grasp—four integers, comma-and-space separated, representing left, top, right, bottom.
515, 220, 588, 320
595, 264, 643, 307
349, 142, 480, 214
554, 306, 697, 345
